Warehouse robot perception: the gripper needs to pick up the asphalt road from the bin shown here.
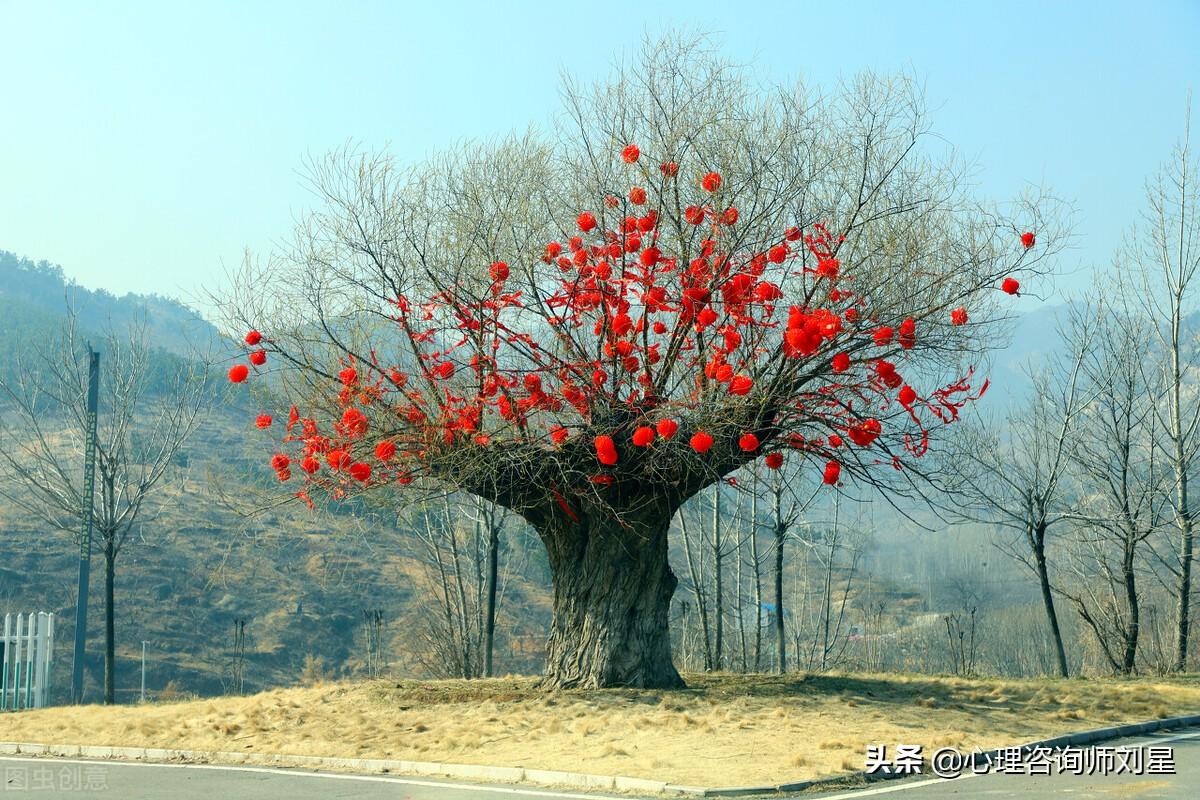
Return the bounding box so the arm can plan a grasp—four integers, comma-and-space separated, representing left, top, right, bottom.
1, 730, 1196, 799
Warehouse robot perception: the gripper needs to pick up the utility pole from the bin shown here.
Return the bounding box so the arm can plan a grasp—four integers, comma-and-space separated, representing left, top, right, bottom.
140, 641, 148, 703
71, 347, 100, 704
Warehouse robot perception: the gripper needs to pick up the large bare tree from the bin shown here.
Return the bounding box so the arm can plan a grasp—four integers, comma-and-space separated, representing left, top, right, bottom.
1125, 104, 1200, 671
0, 311, 208, 703
947, 321, 1092, 677
218, 36, 1061, 688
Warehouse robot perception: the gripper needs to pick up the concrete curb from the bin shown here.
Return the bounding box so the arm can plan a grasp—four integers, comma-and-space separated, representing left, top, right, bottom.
3, 713, 1200, 797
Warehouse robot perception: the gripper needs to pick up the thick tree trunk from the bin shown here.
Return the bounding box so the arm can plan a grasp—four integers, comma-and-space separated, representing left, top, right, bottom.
541, 504, 684, 689
1032, 531, 1069, 678
775, 524, 786, 673
1122, 545, 1140, 675
104, 544, 115, 705
483, 523, 499, 678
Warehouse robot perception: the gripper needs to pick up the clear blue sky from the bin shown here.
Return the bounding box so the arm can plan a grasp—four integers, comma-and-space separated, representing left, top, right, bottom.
1, 0, 1196, 310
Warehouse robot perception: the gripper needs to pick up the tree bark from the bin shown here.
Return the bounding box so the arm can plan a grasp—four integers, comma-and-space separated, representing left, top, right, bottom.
540, 502, 684, 689
774, 523, 786, 673
483, 521, 499, 678
1032, 528, 1069, 677
104, 542, 115, 705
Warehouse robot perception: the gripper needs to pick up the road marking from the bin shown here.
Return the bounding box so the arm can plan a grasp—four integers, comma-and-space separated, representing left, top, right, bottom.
806, 730, 1200, 799
0, 756, 627, 799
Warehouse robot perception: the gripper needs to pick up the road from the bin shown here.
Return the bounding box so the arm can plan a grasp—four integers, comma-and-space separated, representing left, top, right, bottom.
0, 730, 1195, 799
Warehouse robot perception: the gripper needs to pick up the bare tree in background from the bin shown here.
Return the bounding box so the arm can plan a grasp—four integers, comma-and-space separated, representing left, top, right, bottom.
0, 311, 208, 703
1125, 103, 1200, 671
948, 325, 1092, 677
1062, 301, 1162, 675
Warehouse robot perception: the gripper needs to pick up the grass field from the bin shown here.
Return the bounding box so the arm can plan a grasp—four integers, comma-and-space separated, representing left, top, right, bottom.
2, 672, 1198, 787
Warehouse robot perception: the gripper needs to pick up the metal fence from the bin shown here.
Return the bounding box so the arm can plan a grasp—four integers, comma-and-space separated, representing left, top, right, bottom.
1, 612, 55, 710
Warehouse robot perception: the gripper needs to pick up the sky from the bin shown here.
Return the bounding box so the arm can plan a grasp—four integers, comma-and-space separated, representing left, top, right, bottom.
0, 0, 1197, 314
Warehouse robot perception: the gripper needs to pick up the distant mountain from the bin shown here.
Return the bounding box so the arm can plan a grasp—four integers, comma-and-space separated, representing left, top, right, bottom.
0, 250, 224, 359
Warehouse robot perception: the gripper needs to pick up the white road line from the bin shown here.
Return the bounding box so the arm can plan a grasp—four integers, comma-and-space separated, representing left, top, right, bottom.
0, 756, 627, 800
806, 729, 1200, 799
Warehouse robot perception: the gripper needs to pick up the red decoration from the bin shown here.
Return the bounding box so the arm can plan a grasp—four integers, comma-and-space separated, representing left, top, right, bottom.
349, 462, 372, 482
630, 186, 647, 205
831, 353, 850, 373
898, 385, 917, 406
684, 206, 705, 225
721, 207, 739, 225
765, 452, 784, 470
245, 330, 262, 346
729, 375, 753, 396
249, 349, 267, 366
701, 172, 721, 192
622, 144, 640, 163
1021, 231, 1035, 248
660, 161, 678, 177
1002, 277, 1020, 295
823, 460, 841, 485
490, 261, 509, 282
271, 453, 290, 472
632, 426, 656, 447
577, 211, 597, 232
873, 326, 894, 346
951, 307, 968, 326
738, 433, 760, 452
690, 431, 714, 453
656, 419, 679, 439
595, 435, 619, 465
255, 414, 272, 429
375, 440, 396, 461
228, 364, 249, 383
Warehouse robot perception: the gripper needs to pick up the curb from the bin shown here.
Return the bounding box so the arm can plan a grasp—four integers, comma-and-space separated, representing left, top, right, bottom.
3, 713, 1199, 797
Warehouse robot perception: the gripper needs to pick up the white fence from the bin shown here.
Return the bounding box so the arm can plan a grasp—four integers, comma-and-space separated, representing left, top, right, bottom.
1, 612, 55, 710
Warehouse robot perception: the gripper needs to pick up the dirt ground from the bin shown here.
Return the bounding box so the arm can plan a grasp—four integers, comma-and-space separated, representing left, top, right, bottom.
2, 672, 1198, 787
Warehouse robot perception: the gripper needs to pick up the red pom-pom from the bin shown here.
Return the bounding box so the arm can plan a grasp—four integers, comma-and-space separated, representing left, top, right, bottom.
629, 186, 647, 205
621, 144, 640, 163
577, 211, 597, 232
873, 326, 894, 346
739, 433, 760, 452
271, 453, 290, 472
1020, 231, 1036, 248
831, 353, 850, 373
245, 330, 262, 346
375, 440, 396, 461
684, 206, 705, 225
1002, 277, 1020, 295
729, 375, 753, 396
632, 426, 656, 447
249, 349, 267, 366
339, 367, 357, 385
594, 434, 619, 465
301, 456, 320, 474
823, 460, 841, 485
550, 425, 569, 445
228, 364, 249, 383
701, 172, 722, 192
656, 418, 679, 439
489, 261, 509, 282
951, 307, 968, 326
765, 452, 784, 470
721, 207, 738, 225
660, 161, 679, 177
898, 385, 917, 406
255, 414, 272, 429
690, 431, 714, 453
327, 449, 350, 471
349, 462, 372, 482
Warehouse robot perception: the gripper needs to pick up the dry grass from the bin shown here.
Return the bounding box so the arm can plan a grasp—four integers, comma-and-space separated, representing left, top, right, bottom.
2, 672, 1198, 787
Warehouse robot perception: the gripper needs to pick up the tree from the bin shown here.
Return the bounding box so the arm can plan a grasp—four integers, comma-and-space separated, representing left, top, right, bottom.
947, 322, 1091, 677
218, 37, 1059, 688
1062, 301, 1161, 674
0, 312, 207, 702
1125, 103, 1200, 671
